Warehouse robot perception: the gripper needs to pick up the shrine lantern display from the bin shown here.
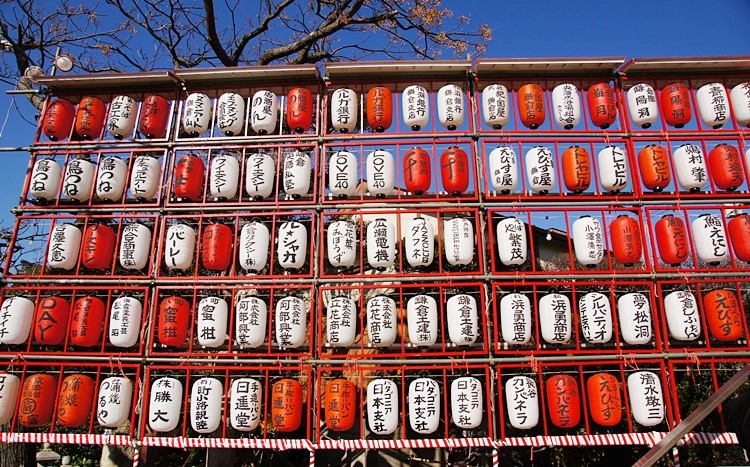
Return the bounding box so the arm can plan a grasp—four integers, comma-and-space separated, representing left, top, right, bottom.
408, 377, 440, 434
496, 217, 527, 267
500, 292, 531, 345
190, 377, 223, 433
703, 288, 743, 341
277, 221, 307, 270
129, 155, 161, 201
329, 151, 358, 199
730, 82, 750, 127
627, 371, 665, 427
74, 96, 107, 140
327, 220, 357, 268
97, 376, 133, 428
217, 92, 246, 136
82, 223, 116, 270
696, 82, 729, 129
325, 379, 356, 432
63, 157, 96, 202
539, 292, 572, 344
282, 150, 311, 198
0, 296, 35, 345
229, 378, 261, 431
29, 159, 62, 202
551, 83, 581, 129
691, 214, 728, 265
587, 83, 618, 129
407, 294, 437, 346
208, 154, 240, 200
173, 154, 205, 201
525, 146, 555, 194
235, 296, 267, 349
57, 374, 95, 427
446, 293, 478, 345
47, 223, 82, 270
148, 377, 183, 432
655, 215, 690, 266
366, 149, 395, 197
201, 223, 233, 271
366, 218, 395, 270
42, 98, 75, 141
244, 153, 275, 200
402, 84, 429, 131
572, 216, 604, 267
403, 147, 431, 194
617, 292, 652, 345
437, 84, 465, 130
367, 296, 397, 347
164, 223, 196, 271
561, 146, 591, 193
109, 296, 142, 348
107, 95, 137, 139
505, 376, 539, 429
330, 88, 358, 133
18, 373, 57, 427
271, 379, 303, 432
286, 88, 314, 133
95, 157, 128, 201
0, 374, 20, 424
366, 86, 393, 132
251, 90, 278, 135
610, 215, 643, 266
482, 84, 509, 129
275, 296, 307, 348
119, 223, 151, 270
70, 295, 105, 347
196, 296, 228, 348
546, 375, 581, 428
517, 83, 545, 129
443, 217, 474, 266
238, 221, 269, 273
663, 290, 701, 342
660, 82, 692, 128
157, 295, 190, 347
597, 145, 629, 194
488, 146, 518, 194
440, 146, 469, 195
450, 376, 483, 429
626, 83, 658, 128
367, 378, 398, 435
326, 296, 357, 347
578, 291, 612, 344
708, 144, 744, 191
586, 373, 622, 427
638, 144, 671, 192
34, 296, 70, 345
139, 95, 170, 139
728, 213, 750, 262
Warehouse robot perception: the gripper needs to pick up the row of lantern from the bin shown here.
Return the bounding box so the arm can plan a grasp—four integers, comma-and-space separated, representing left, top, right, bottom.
0, 372, 133, 429
0, 295, 143, 348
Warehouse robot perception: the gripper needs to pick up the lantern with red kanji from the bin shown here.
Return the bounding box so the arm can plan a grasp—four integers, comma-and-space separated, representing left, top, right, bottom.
18, 374, 57, 427
440, 146, 469, 196
70, 295, 105, 347
57, 374, 95, 427
272, 378, 303, 432
586, 373, 622, 427
587, 83, 618, 129
74, 96, 107, 140
561, 146, 591, 193
157, 295, 190, 347
139, 94, 170, 139
81, 223, 116, 270
34, 296, 70, 346
366, 86, 393, 132
546, 375, 581, 428
286, 88, 314, 133
660, 82, 692, 128
638, 144, 671, 192
201, 223, 233, 271
325, 379, 356, 432
517, 83, 545, 129
728, 213, 750, 262
42, 99, 75, 141
610, 215, 643, 266
403, 147, 431, 195
655, 215, 690, 266
703, 288, 743, 341
173, 154, 205, 201
708, 144, 744, 192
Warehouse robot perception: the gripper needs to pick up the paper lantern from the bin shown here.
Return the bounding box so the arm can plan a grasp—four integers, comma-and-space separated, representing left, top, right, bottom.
638, 144, 671, 192
201, 223, 233, 271
525, 146, 555, 194
408, 378, 440, 434
451, 376, 483, 429
655, 215, 690, 266
157, 295, 190, 347
708, 144, 744, 191
190, 377, 223, 433
517, 84, 545, 129
282, 151, 311, 198
663, 290, 701, 341
610, 215, 643, 266
586, 373, 622, 427
328, 151, 358, 198
366, 149, 395, 197
539, 292, 572, 344
696, 82, 729, 129
403, 147, 431, 194
70, 295, 105, 347
626, 83, 658, 129
728, 213, 750, 262
597, 146, 629, 194
95, 157, 128, 201
42, 98, 75, 141
551, 83, 581, 129
229, 378, 261, 431
325, 379, 356, 432
561, 146, 591, 193
672, 144, 708, 192
18, 374, 57, 427
327, 220, 357, 268
286, 88, 314, 133
572, 216, 604, 267
627, 371, 665, 427
164, 223, 196, 271
443, 217, 474, 266
447, 293, 478, 345
29, 159, 62, 202
148, 377, 182, 432
139, 95, 170, 139
366, 296, 397, 347
546, 375, 581, 428
405, 217, 434, 268
107, 95, 137, 139
0, 374, 19, 425
119, 223, 151, 270
34, 296, 70, 345
109, 296, 142, 348
366, 86, 393, 132
500, 292, 531, 345
0, 296, 34, 345
578, 291, 612, 344
196, 296, 228, 348
482, 84, 510, 129
330, 88, 358, 133
617, 292, 652, 345
244, 153, 275, 200
173, 154, 205, 201
660, 82, 692, 128
238, 222, 269, 272
63, 157, 95, 202
730, 82, 750, 128
704, 288, 743, 341
407, 294, 437, 346
587, 83, 618, 129
367, 218, 395, 270
271, 379, 303, 432
692, 214, 728, 265
208, 154, 240, 200
82, 223, 115, 270
181, 93, 212, 136
235, 296, 267, 348
488, 146, 518, 194
128, 155, 161, 201
505, 376, 539, 429
367, 378, 398, 435
275, 296, 306, 348
47, 223, 81, 270
277, 221, 307, 269
74, 96, 106, 139
437, 84, 465, 130
96, 376, 133, 428
251, 90, 278, 135
57, 374, 95, 427
327, 296, 357, 347
402, 84, 429, 131
216, 92, 246, 136
440, 146, 470, 195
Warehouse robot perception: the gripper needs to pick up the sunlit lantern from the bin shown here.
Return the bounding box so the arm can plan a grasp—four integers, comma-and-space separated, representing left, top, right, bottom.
663, 290, 701, 341
367, 296, 397, 347
451, 376, 483, 429
505, 376, 539, 429
70, 295, 105, 347
29, 159, 62, 202
598, 146, 629, 194
626, 83, 658, 129
517, 83, 545, 129
57, 374, 95, 427
728, 213, 750, 262
75, 96, 106, 140
403, 147, 431, 195
327, 296, 357, 347
447, 293, 478, 345
217, 92, 246, 136
489, 146, 518, 194
0, 296, 34, 345
277, 221, 307, 269
587, 373, 622, 427
708, 144, 744, 191
275, 296, 306, 348
119, 222, 151, 270
696, 82, 729, 129
209, 154, 240, 200
235, 296, 268, 348
201, 223, 233, 271
327, 220, 357, 268
437, 84, 464, 130
244, 153, 275, 200
572, 216, 604, 267
282, 150, 311, 198
578, 291, 612, 344
164, 223, 196, 271
139, 95, 170, 139
157, 295, 190, 347
148, 377, 182, 432
97, 376, 133, 428
730, 82, 750, 128
367, 218, 395, 270
129, 155, 161, 201
238, 221, 269, 273
617, 292, 652, 345
408, 377, 440, 434
63, 157, 95, 202
482, 84, 510, 129
286, 88, 314, 133
610, 215, 643, 266
367, 378, 398, 435
495, 217, 527, 268
703, 288, 743, 341
196, 296, 228, 348
271, 379, 303, 432
251, 90, 278, 135
405, 217, 434, 268
539, 292, 572, 344
660, 82, 692, 128
0, 374, 20, 425
366, 86, 393, 132
525, 146, 555, 194
407, 294, 437, 346
672, 144, 708, 192
441, 146, 470, 195
325, 379, 356, 432
546, 375, 581, 428
33, 296, 71, 345
230, 378, 261, 431
330, 88, 358, 133
551, 83, 581, 129
182, 93, 212, 136
627, 371, 665, 427
329, 151, 358, 198
366, 149, 395, 197
402, 84, 429, 131
691, 214, 728, 265
109, 296, 142, 348
42, 98, 75, 141
655, 215, 690, 266
443, 217, 474, 266
173, 154, 205, 201
107, 95, 137, 139
587, 83, 618, 129
190, 377, 223, 433
500, 292, 531, 345
561, 146, 591, 193
638, 144, 671, 192
47, 223, 81, 270
82, 223, 115, 270
18, 373, 57, 427
95, 157, 128, 201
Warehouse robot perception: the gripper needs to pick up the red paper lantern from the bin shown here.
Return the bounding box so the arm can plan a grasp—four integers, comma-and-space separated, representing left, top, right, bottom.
18, 374, 57, 427
34, 296, 71, 345
139, 95, 170, 138
546, 375, 581, 428
660, 82, 692, 128
638, 144, 671, 192
704, 289, 743, 341
74, 96, 107, 139
403, 147, 431, 195
57, 374, 95, 427
324, 379, 356, 432
708, 144, 744, 192
586, 373, 622, 427
728, 213, 750, 262
272, 378, 303, 432
366, 86, 393, 132
561, 146, 591, 193
173, 154, 205, 201
81, 224, 116, 270
587, 83, 618, 129
655, 215, 690, 266
42, 99, 75, 141
157, 296, 190, 347
610, 215, 643, 266
201, 224, 233, 271
518, 83, 545, 129
286, 88, 314, 133
70, 295, 105, 347
440, 146, 469, 196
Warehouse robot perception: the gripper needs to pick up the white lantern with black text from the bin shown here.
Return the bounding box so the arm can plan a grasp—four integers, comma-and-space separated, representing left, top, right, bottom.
367, 378, 398, 435
95, 157, 128, 201
617, 292, 652, 345
239, 222, 269, 272
277, 221, 307, 269
408, 378, 440, 434
482, 84, 509, 129
673, 144, 708, 192
230, 378, 261, 431
327, 220, 357, 268
327, 297, 356, 347
443, 217, 474, 266
626, 83, 658, 128
366, 149, 395, 197
367, 296, 397, 347
164, 223, 195, 271
29, 159, 62, 202
405, 217, 434, 268
148, 377, 183, 432
282, 151, 311, 197
190, 377, 223, 433
182, 93, 212, 136
407, 294, 437, 346
573, 216, 604, 267
496, 217, 527, 267
329, 151, 358, 198
275, 296, 306, 348
367, 218, 395, 269
63, 158, 95, 202
525, 146, 555, 194
500, 292, 531, 345
447, 294, 478, 345
451, 376, 483, 429
97, 376, 132, 428
250, 90, 278, 135
692, 214, 729, 265
551, 83, 581, 129
0, 374, 19, 425
0, 296, 34, 345
197, 297, 228, 348
209, 154, 240, 200
402, 84, 429, 131
597, 146, 629, 194
216, 92, 246, 136
663, 290, 701, 341
505, 376, 539, 430
129, 156, 160, 201
627, 371, 665, 427
107, 95, 137, 139
330, 88, 358, 133
119, 223, 151, 270
489, 146, 518, 193
235, 296, 267, 348
109, 296, 142, 348
730, 83, 750, 128
245, 153, 275, 200
437, 84, 464, 130
47, 223, 81, 270
696, 83, 729, 129
539, 293, 572, 344
579, 291, 612, 344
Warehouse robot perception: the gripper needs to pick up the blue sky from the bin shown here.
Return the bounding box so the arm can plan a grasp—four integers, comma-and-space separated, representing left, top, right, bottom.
0, 0, 748, 227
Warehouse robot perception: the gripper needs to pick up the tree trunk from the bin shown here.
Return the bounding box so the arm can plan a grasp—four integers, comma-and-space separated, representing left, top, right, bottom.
0, 442, 37, 466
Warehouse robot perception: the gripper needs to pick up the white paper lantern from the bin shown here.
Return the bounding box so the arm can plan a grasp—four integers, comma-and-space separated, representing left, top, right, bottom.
109, 296, 142, 348
329, 151, 358, 198
405, 217, 434, 268
496, 217, 527, 267
182, 93, 212, 137
692, 214, 729, 265
447, 294, 478, 345
190, 377, 223, 433
0, 374, 20, 425
579, 292, 613, 344
164, 223, 195, 271
63, 158, 95, 202
250, 90, 279, 135
451, 376, 483, 429
216, 92, 246, 136
672, 144, 708, 192
235, 296, 267, 348
367, 296, 397, 347
366, 218, 395, 269
696, 82, 729, 129
617, 292, 652, 345
275, 296, 306, 348
208, 154, 240, 200
627, 371, 664, 427
47, 223, 81, 270
327, 297, 357, 347
119, 223, 151, 270
500, 292, 531, 345
505, 376, 539, 430
572, 216, 604, 267
597, 146, 629, 194
407, 294, 437, 346
0, 297, 34, 345
626, 83, 658, 128
230, 378, 262, 431
402, 84, 429, 131
366, 149, 395, 197
663, 290, 701, 341
330, 88, 358, 133
482, 84, 510, 129
277, 221, 307, 269
437, 84, 464, 130
367, 378, 398, 435
443, 217, 474, 266
525, 146, 556, 194
489, 146, 518, 193
238, 222, 269, 272
148, 377, 183, 432
282, 151, 311, 197
730, 83, 750, 128
29, 159, 62, 202
96, 376, 133, 428
107, 95, 137, 139
129, 156, 161, 201
539, 293, 572, 344
408, 377, 440, 434
95, 157, 128, 201
327, 220, 357, 268
197, 296, 228, 348
551, 83, 581, 129
245, 153, 275, 200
